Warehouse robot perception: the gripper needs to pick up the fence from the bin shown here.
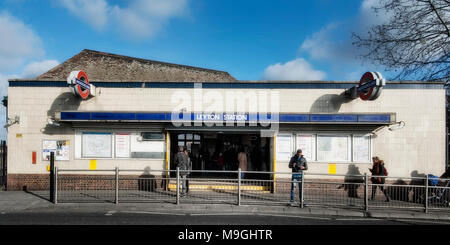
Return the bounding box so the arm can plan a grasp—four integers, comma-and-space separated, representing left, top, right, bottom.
54, 168, 450, 213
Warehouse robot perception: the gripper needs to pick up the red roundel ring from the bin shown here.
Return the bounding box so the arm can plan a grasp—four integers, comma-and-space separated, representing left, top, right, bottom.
359, 72, 376, 101
75, 71, 90, 99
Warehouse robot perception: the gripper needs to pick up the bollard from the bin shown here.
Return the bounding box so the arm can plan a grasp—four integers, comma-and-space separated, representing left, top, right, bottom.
49, 152, 55, 203
54, 167, 58, 204
238, 168, 241, 206
300, 171, 305, 208
176, 167, 180, 205
364, 173, 368, 212
115, 167, 119, 204
425, 174, 429, 213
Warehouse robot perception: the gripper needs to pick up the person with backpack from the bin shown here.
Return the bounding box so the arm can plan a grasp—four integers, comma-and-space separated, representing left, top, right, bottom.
288, 149, 308, 207
369, 157, 390, 202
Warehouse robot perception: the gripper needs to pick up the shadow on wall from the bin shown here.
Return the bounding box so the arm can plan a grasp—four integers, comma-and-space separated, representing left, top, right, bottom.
385, 170, 426, 203
340, 164, 364, 198
309, 92, 354, 113
138, 167, 157, 192
41, 92, 81, 135
409, 170, 427, 203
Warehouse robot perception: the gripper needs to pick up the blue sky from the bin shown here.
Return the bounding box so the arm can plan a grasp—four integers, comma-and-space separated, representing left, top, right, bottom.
0, 0, 390, 82
0, 0, 391, 139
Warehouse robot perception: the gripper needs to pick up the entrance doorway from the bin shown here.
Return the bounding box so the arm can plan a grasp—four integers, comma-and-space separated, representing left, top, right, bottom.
169, 132, 271, 179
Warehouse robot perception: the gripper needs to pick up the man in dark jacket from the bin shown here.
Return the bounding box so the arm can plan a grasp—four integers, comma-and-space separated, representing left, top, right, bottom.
174, 146, 189, 196
288, 149, 308, 206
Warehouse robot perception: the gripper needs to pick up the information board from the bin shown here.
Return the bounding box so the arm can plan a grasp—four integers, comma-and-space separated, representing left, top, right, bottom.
115, 134, 130, 158
317, 135, 348, 161
353, 135, 370, 162
82, 132, 112, 158
43, 140, 69, 161
276, 134, 292, 162
296, 134, 313, 160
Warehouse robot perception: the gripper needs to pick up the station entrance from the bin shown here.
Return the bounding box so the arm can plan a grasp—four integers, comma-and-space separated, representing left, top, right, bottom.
169, 131, 272, 180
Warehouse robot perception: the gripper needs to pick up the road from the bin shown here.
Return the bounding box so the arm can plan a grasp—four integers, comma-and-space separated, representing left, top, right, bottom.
0, 210, 448, 225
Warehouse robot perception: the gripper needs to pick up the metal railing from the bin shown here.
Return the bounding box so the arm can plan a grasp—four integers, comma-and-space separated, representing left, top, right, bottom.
53, 168, 450, 213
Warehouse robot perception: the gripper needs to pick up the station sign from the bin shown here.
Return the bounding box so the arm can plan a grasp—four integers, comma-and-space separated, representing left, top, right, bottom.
357, 72, 386, 101
67, 70, 95, 99
194, 113, 249, 122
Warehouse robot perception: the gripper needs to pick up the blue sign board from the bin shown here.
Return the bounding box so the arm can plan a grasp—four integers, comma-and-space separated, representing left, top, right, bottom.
59, 111, 392, 124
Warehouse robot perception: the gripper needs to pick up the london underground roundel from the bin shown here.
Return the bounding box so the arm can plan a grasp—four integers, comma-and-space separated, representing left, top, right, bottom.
67, 70, 90, 99
357, 71, 385, 101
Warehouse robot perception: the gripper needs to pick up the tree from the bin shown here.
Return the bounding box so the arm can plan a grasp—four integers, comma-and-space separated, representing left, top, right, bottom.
352, 0, 449, 83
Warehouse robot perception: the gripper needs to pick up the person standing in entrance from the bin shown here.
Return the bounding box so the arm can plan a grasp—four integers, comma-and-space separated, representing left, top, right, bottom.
289, 149, 308, 207
174, 146, 189, 197
238, 147, 247, 179
183, 148, 192, 194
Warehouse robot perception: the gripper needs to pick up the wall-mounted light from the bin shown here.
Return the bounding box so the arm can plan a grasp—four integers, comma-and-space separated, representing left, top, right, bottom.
47, 117, 60, 127
388, 121, 405, 131
4, 115, 19, 128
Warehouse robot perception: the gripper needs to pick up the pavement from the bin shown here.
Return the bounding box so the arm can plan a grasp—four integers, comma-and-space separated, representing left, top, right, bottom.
1, 191, 450, 222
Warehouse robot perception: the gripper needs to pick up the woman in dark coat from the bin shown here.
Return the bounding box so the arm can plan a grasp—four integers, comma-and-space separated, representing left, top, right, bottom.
369, 157, 390, 202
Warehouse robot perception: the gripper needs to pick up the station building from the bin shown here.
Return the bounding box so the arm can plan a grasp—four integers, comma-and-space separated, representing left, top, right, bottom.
5, 49, 446, 190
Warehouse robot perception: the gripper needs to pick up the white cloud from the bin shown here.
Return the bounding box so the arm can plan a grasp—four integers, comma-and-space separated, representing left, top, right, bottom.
263, 58, 326, 81
299, 0, 392, 64
299, 23, 359, 63
0, 12, 44, 72
295, 0, 393, 80
59, 0, 189, 40
59, 0, 109, 31
20, 60, 59, 79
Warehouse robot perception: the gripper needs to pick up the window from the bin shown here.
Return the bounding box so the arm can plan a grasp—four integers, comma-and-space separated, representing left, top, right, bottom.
141, 132, 165, 141
176, 133, 201, 151
76, 131, 165, 159
317, 135, 349, 162
131, 133, 165, 159
280, 132, 371, 163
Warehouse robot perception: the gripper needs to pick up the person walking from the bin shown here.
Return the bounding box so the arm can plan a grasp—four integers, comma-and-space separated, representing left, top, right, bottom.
174, 146, 189, 197
289, 149, 308, 207
238, 147, 247, 179
369, 157, 390, 202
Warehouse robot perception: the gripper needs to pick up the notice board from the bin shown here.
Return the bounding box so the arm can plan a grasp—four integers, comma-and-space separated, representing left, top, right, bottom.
276, 134, 292, 162
43, 140, 70, 161
82, 132, 112, 158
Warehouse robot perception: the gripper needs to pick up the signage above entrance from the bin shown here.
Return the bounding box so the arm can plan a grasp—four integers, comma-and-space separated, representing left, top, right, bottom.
67, 70, 95, 99
56, 111, 395, 125
194, 113, 249, 122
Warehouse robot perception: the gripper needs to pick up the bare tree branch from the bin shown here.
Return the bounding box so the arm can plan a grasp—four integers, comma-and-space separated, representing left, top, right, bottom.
352, 0, 450, 82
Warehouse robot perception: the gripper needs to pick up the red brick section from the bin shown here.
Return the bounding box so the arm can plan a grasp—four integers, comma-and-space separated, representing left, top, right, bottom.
7, 174, 166, 191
